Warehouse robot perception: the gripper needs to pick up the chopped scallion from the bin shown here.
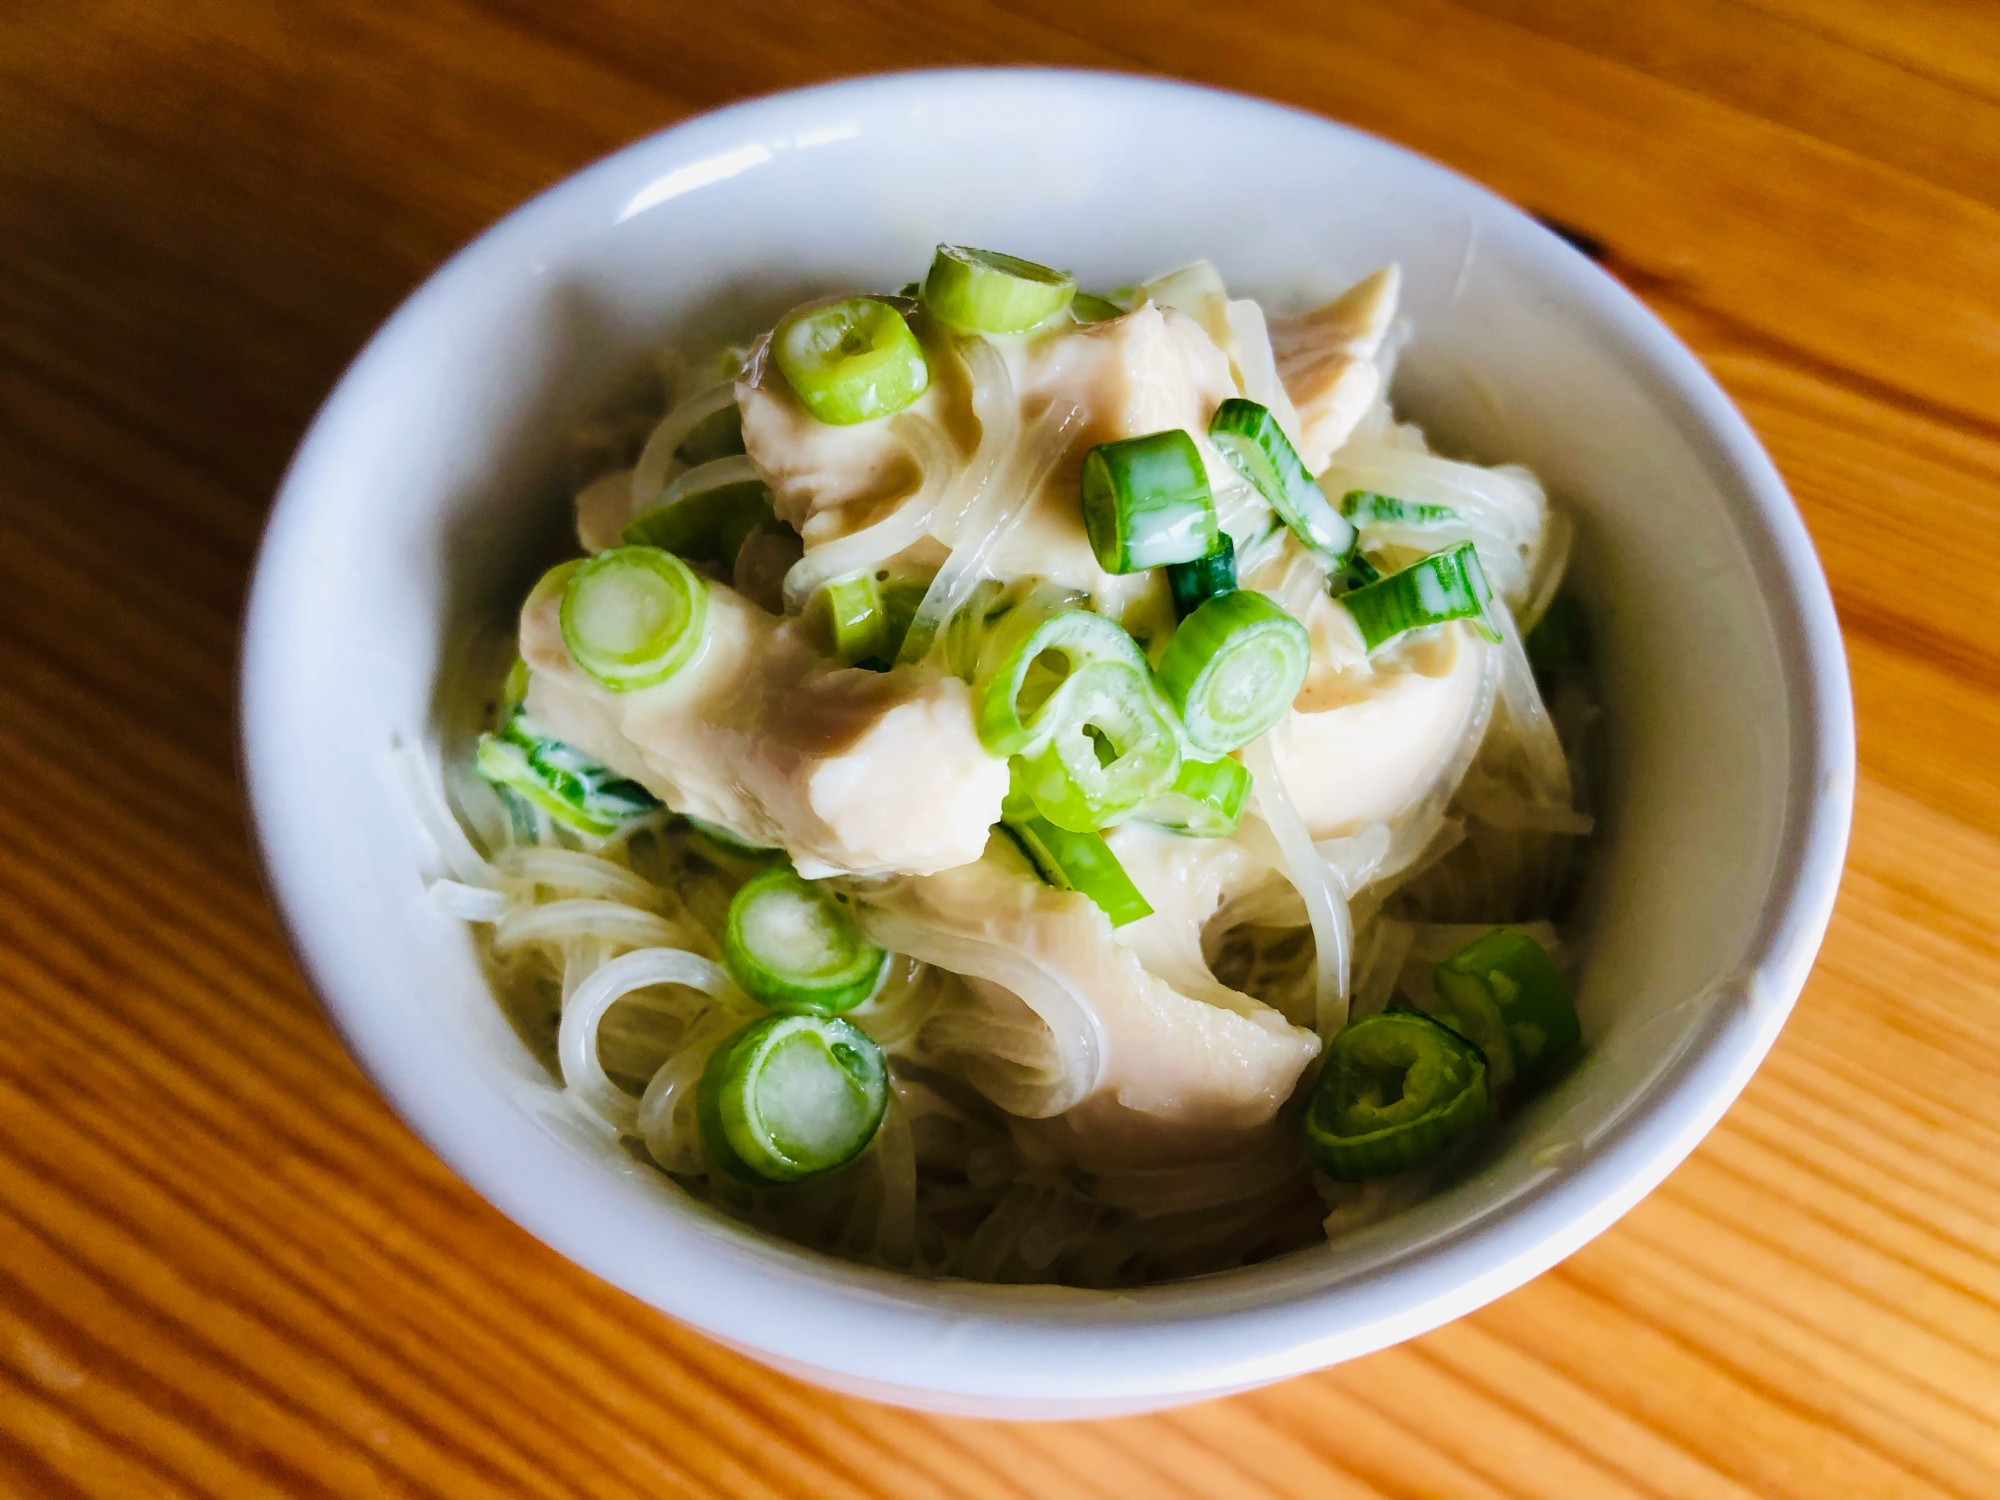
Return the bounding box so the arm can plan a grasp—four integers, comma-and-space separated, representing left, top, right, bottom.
921, 245, 1077, 334
675, 402, 747, 466
1001, 777, 1153, 926
1155, 590, 1310, 753
819, 571, 887, 665
774, 297, 930, 425
1339, 541, 1501, 653
1137, 754, 1252, 837
623, 479, 773, 565
1339, 490, 1460, 527
1165, 532, 1237, 621
1304, 1008, 1490, 1180
697, 1014, 889, 1183
1070, 292, 1127, 324
1080, 429, 1220, 574
973, 601, 1149, 756
474, 711, 659, 836
560, 546, 709, 692
1016, 661, 1183, 832
1208, 398, 1355, 558
722, 867, 890, 1015
1431, 928, 1581, 1091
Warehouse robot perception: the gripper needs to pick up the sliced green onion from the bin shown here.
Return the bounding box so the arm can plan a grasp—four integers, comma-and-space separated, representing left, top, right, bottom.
1305, 1008, 1490, 1180
819, 571, 888, 665
920, 245, 1076, 334
501, 656, 530, 716
974, 602, 1149, 756
698, 1014, 888, 1183
686, 814, 782, 860
1335, 550, 1382, 592
1165, 532, 1237, 621
1017, 661, 1183, 832
1080, 429, 1219, 574
1208, 399, 1356, 558
1526, 594, 1591, 679
676, 402, 746, 467
722, 866, 890, 1015
1340, 490, 1460, 527
1340, 542, 1501, 653
560, 546, 709, 692
1070, 292, 1126, 324
623, 479, 773, 564
1155, 590, 1310, 753
1138, 754, 1252, 837
1000, 774, 1152, 926
474, 711, 659, 836
1432, 928, 1581, 1092
774, 297, 929, 425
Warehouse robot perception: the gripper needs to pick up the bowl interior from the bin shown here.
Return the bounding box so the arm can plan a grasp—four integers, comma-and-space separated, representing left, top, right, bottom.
244, 70, 1849, 1415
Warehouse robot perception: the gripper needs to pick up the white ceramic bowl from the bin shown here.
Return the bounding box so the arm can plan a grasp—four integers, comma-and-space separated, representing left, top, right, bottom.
242, 69, 1853, 1418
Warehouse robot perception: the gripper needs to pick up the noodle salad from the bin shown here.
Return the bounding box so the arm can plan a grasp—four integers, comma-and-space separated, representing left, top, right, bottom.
409, 247, 1598, 1287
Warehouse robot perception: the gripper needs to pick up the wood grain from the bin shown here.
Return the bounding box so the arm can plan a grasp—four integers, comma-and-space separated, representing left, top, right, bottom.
2, 2, 1997, 1495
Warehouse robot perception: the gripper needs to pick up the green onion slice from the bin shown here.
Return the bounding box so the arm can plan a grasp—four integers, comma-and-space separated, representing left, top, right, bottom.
1526, 594, 1591, 679
1001, 818, 1153, 927
1069, 292, 1127, 324
819, 571, 888, 665
1080, 429, 1220, 574
623, 478, 773, 565
973, 601, 1150, 757
721, 866, 890, 1015
1339, 541, 1501, 653
1305, 1008, 1490, 1181
686, 814, 782, 861
1155, 590, 1310, 753
1000, 771, 1153, 926
774, 297, 930, 425
1432, 928, 1581, 1091
697, 1014, 889, 1183
502, 656, 530, 716
675, 402, 747, 467
1165, 532, 1237, 622
560, 546, 709, 692
1208, 399, 1356, 558
920, 245, 1077, 334
1340, 490, 1460, 527
1138, 754, 1252, 838
474, 711, 659, 837
1016, 661, 1183, 832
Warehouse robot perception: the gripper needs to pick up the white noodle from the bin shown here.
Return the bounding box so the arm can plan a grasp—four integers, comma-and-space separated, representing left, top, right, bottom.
899, 400, 1083, 664
429, 879, 507, 922
494, 899, 684, 954
780, 412, 955, 612
394, 739, 496, 887
1245, 733, 1351, 1039
630, 381, 736, 510
1490, 598, 1575, 810
559, 948, 739, 1133
494, 846, 661, 907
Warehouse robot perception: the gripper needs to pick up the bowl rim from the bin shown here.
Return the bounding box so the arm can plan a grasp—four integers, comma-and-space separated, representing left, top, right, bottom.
241, 65, 1855, 1410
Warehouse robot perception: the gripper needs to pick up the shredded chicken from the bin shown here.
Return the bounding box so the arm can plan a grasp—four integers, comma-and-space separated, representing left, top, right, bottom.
1270, 264, 1401, 472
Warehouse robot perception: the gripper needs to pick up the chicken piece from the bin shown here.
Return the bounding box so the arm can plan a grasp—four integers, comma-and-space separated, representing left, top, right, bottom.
1271, 619, 1489, 839
518, 578, 1007, 878
735, 317, 968, 545
863, 848, 1318, 1160
1269, 265, 1401, 472
737, 301, 1239, 621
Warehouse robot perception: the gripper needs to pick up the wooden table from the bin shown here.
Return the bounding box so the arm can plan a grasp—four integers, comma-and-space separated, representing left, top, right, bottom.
5, 3, 1998, 1495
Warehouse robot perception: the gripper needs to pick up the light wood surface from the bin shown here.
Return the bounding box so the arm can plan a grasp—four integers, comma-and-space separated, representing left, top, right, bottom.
4, 3, 1998, 1495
